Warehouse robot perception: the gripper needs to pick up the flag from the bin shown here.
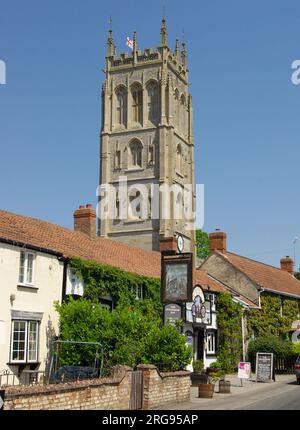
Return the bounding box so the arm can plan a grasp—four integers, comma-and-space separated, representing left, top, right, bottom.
126, 37, 133, 50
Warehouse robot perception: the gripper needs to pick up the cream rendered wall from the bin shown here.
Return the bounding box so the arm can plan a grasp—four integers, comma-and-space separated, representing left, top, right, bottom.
0, 242, 64, 382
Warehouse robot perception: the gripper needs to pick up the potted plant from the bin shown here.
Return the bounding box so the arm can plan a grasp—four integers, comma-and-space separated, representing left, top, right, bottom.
191, 360, 209, 386
205, 360, 222, 376
198, 371, 217, 398
218, 370, 231, 394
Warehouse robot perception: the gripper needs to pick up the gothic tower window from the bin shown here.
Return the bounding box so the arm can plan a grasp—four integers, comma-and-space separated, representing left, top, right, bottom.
174, 89, 180, 127
148, 139, 154, 165
128, 190, 142, 220
129, 140, 142, 168
176, 144, 182, 172
115, 149, 121, 169
147, 81, 159, 124
116, 87, 127, 126
180, 94, 186, 134
131, 84, 143, 124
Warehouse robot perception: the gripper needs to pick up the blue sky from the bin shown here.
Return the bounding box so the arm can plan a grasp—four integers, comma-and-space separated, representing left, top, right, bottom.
1, 0, 300, 268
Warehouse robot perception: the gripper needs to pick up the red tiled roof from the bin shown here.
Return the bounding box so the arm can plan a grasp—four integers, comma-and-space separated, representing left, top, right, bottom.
222, 251, 300, 299
194, 270, 228, 293
0, 209, 224, 293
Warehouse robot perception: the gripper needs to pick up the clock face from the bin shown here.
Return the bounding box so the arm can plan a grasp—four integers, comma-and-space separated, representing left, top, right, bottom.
177, 235, 184, 253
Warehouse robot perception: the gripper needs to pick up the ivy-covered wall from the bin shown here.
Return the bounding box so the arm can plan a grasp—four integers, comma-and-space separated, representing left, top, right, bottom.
247, 293, 300, 339
216, 293, 243, 372
54, 257, 192, 372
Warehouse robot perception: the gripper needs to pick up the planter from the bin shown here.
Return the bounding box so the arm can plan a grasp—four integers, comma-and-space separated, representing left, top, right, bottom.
219, 380, 231, 394
198, 383, 215, 398
191, 372, 209, 387
206, 367, 221, 375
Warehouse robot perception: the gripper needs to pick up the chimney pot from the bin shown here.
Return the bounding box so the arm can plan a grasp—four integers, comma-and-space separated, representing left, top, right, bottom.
280, 256, 294, 274
209, 231, 227, 254
74, 204, 96, 238
160, 236, 177, 253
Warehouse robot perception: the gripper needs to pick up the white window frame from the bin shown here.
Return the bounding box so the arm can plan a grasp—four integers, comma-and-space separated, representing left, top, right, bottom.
131, 285, 143, 300
10, 320, 39, 364
205, 293, 216, 311
18, 251, 35, 286
206, 331, 216, 355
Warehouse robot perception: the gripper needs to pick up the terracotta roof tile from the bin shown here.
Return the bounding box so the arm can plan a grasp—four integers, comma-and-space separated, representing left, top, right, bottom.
223, 251, 300, 298
0, 209, 223, 293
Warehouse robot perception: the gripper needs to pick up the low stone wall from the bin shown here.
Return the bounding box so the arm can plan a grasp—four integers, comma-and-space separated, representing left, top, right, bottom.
4, 365, 132, 410
138, 364, 191, 409
3, 365, 191, 410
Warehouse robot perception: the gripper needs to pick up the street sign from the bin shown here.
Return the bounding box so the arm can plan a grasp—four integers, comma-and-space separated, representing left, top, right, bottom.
0, 390, 4, 410
256, 352, 274, 382
238, 362, 251, 379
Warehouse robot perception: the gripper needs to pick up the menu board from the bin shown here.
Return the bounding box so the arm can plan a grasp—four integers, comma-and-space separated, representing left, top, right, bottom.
256, 352, 274, 382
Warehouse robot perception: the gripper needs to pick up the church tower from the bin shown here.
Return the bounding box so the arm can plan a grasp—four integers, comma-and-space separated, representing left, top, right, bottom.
99, 18, 196, 253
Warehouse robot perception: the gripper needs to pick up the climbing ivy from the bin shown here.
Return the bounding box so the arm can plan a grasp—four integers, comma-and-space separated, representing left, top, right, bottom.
70, 257, 162, 317
247, 293, 299, 339
54, 257, 192, 371
216, 293, 243, 372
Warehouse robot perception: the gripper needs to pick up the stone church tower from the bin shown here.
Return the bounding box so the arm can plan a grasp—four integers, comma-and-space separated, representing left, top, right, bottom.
99, 19, 196, 253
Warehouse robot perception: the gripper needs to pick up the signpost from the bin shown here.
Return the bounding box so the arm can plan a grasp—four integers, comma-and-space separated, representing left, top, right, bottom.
256, 352, 274, 383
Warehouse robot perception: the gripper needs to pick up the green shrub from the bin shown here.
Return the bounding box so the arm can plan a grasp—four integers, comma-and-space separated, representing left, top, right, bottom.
248, 336, 297, 361
193, 360, 204, 372
209, 361, 222, 369
291, 342, 300, 355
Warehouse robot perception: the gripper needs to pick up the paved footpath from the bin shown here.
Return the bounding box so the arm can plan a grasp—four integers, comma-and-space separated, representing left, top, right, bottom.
158, 374, 300, 410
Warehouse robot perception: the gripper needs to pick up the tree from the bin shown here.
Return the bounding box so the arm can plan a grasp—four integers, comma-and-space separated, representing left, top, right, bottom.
294, 272, 300, 281
195, 229, 210, 260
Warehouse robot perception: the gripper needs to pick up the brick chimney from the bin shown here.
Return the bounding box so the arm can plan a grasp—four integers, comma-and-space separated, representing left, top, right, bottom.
209, 230, 227, 254
73, 204, 96, 239
160, 237, 177, 253
280, 256, 294, 274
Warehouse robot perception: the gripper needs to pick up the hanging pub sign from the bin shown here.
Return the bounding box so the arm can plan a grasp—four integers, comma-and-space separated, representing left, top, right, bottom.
256, 352, 274, 382
161, 253, 193, 304
164, 304, 182, 326
186, 286, 212, 326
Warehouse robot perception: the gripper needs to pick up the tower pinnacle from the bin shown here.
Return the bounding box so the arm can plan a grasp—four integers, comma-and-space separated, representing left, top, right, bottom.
160, 17, 167, 47
175, 39, 179, 61
181, 41, 187, 68
107, 28, 115, 57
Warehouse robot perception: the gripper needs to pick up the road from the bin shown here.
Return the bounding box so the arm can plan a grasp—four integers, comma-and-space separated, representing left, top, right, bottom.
159, 375, 300, 410
237, 380, 300, 410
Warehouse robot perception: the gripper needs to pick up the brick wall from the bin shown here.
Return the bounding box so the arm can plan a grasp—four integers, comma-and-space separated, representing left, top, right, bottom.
4, 365, 132, 410
138, 364, 191, 409
3, 365, 191, 410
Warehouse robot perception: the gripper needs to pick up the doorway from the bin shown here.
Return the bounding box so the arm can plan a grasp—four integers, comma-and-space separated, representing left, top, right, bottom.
197, 329, 205, 361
